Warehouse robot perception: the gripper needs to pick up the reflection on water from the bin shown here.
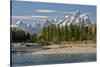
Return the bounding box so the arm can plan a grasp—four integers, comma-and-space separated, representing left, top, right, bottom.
11, 53, 96, 66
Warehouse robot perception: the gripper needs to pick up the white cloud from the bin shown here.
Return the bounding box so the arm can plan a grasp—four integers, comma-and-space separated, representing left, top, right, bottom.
33, 9, 56, 13
12, 16, 49, 20
31, 16, 49, 19
62, 11, 75, 14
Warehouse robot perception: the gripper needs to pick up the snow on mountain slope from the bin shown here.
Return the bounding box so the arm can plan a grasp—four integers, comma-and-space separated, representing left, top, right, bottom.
44, 10, 92, 27
11, 20, 42, 34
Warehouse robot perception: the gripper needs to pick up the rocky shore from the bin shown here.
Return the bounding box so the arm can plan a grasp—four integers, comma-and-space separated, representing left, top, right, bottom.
11, 43, 96, 55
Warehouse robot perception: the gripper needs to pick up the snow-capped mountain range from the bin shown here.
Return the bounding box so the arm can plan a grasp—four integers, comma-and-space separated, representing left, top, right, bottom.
11, 10, 92, 34
11, 20, 42, 34
44, 10, 91, 27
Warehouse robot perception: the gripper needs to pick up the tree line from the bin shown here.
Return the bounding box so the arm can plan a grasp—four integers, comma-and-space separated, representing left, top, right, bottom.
11, 28, 37, 43
11, 24, 96, 44
38, 24, 96, 44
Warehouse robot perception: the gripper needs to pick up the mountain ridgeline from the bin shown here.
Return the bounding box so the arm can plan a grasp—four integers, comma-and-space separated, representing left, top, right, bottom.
11, 10, 96, 44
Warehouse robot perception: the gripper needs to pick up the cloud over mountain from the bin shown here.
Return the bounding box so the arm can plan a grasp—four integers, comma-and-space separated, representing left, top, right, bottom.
32, 9, 56, 13
12, 16, 49, 20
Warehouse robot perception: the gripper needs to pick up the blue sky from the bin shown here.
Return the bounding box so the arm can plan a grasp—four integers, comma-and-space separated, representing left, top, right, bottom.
11, 0, 96, 24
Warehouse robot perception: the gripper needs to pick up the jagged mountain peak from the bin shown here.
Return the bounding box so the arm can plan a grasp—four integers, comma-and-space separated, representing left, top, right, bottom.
11, 20, 42, 34
75, 10, 81, 15
44, 10, 91, 27
16, 20, 24, 25
65, 15, 70, 19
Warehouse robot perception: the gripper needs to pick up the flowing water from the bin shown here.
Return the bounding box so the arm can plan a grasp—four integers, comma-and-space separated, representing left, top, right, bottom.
11, 53, 96, 66
11, 43, 96, 66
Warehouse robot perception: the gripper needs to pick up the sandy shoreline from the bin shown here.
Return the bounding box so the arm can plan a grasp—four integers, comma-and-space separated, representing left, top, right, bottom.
12, 43, 96, 55
32, 46, 96, 55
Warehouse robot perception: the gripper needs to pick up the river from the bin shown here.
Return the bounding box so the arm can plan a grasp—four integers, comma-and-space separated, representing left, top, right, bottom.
11, 53, 96, 66
11, 43, 96, 66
